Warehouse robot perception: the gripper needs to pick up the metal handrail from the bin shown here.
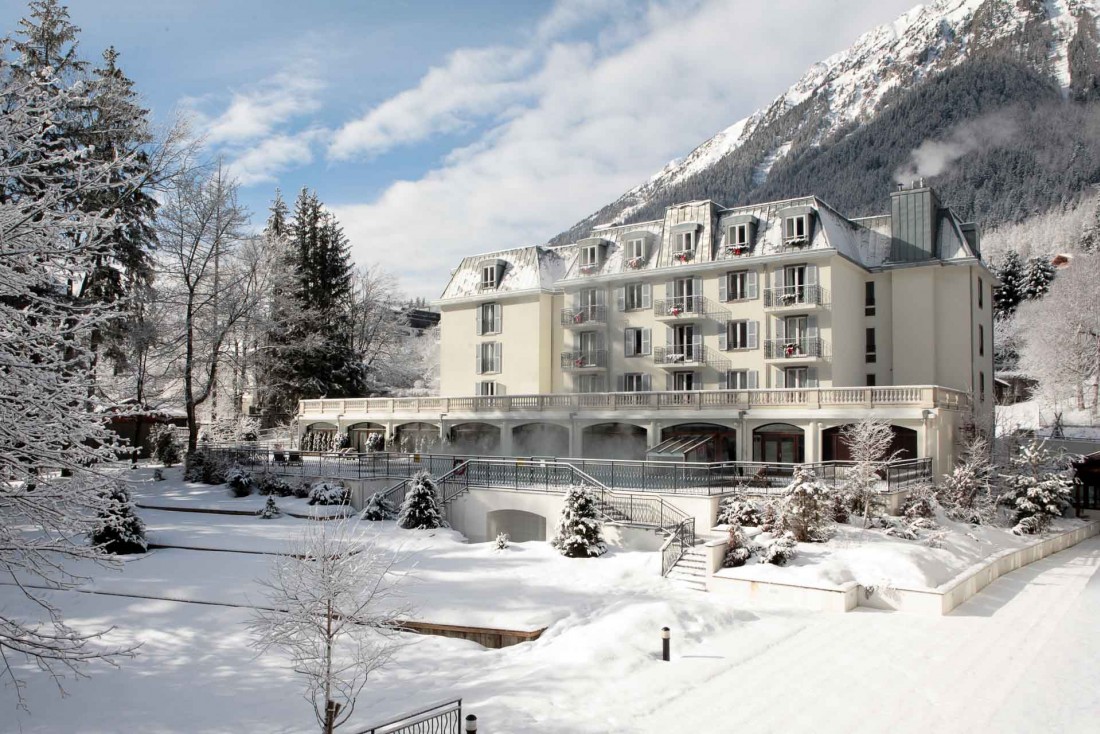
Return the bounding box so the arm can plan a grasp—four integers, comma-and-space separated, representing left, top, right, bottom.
347, 698, 462, 734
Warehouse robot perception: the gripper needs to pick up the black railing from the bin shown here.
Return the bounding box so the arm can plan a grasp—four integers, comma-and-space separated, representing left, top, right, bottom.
348, 698, 463, 734
661, 518, 696, 576
764, 337, 827, 359
653, 344, 703, 365
561, 305, 606, 327
205, 448, 932, 498
763, 284, 827, 308
560, 349, 607, 370
654, 295, 703, 317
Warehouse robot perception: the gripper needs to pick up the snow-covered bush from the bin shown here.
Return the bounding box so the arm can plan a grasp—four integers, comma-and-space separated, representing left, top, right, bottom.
184, 449, 229, 485
255, 470, 292, 497
901, 483, 938, 521
830, 491, 851, 523
364, 433, 383, 452
308, 481, 350, 506
494, 532, 510, 551
759, 501, 781, 533
225, 466, 254, 497
397, 471, 446, 529
151, 425, 182, 467
722, 523, 752, 568
999, 442, 1073, 534
755, 533, 797, 566
777, 468, 832, 543
361, 492, 396, 521
293, 481, 311, 499
551, 484, 606, 558
89, 484, 147, 555
259, 497, 281, 519
938, 435, 997, 524
840, 418, 899, 526
152, 468, 165, 482
882, 521, 919, 541
717, 496, 762, 527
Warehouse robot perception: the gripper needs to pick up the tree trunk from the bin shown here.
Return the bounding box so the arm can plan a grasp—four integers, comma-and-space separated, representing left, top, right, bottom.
184, 296, 199, 454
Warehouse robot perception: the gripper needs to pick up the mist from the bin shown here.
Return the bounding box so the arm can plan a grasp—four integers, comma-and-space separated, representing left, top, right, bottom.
893, 112, 1019, 184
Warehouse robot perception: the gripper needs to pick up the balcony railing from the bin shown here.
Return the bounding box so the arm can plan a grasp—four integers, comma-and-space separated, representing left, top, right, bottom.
561, 305, 606, 327
561, 349, 607, 370
764, 337, 828, 360
763, 284, 827, 308
653, 295, 724, 320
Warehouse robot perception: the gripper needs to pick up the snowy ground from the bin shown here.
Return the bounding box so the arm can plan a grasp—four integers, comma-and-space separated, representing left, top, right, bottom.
3, 466, 1100, 732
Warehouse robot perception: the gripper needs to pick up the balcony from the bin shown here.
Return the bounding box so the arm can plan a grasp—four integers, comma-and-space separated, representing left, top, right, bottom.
719, 243, 756, 260
764, 337, 828, 362
653, 296, 724, 322
561, 349, 607, 371
652, 345, 730, 371
763, 284, 828, 310
561, 305, 607, 328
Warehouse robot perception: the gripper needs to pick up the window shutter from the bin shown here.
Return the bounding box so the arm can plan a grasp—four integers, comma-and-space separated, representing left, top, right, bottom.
641, 283, 652, 309
747, 320, 758, 350
476, 307, 484, 336
692, 276, 702, 298
693, 372, 704, 390
495, 304, 502, 332
495, 343, 502, 373
624, 329, 636, 357
665, 373, 673, 391
642, 374, 651, 391
747, 271, 758, 299
718, 323, 728, 351
666, 326, 674, 348
807, 315, 818, 339
807, 367, 818, 388
692, 334, 703, 351
771, 269, 780, 289
497, 383, 505, 396
641, 328, 651, 355
665, 281, 673, 298
775, 318, 786, 340
475, 348, 483, 374
597, 332, 606, 351
718, 273, 728, 302
806, 264, 818, 286
616, 287, 626, 311
721, 370, 730, 390
596, 289, 606, 306
748, 370, 758, 389
616, 374, 625, 392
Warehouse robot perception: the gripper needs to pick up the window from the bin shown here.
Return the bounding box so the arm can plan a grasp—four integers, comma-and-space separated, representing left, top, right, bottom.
979, 371, 985, 401
673, 371, 697, 391
481, 264, 499, 289
622, 373, 647, 392
673, 324, 697, 361
978, 279, 983, 309
624, 327, 651, 357
865, 328, 877, 363
723, 270, 756, 301
723, 320, 757, 351
672, 230, 696, 262
624, 283, 644, 310
726, 370, 749, 389
579, 245, 600, 272
979, 324, 985, 356
477, 303, 501, 335
728, 223, 752, 251
866, 374, 876, 387
784, 215, 808, 243
865, 282, 876, 316
672, 277, 697, 312
627, 238, 646, 261
784, 366, 809, 388
475, 381, 498, 396
576, 374, 603, 394
476, 342, 501, 374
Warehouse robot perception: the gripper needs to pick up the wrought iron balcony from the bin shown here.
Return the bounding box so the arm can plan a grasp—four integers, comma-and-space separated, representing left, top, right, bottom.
652, 344, 729, 371
764, 337, 828, 361
653, 295, 724, 321
561, 349, 607, 370
561, 305, 607, 328
763, 284, 827, 309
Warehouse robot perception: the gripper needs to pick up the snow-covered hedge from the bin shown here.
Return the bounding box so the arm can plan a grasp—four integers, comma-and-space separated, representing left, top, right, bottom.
361, 492, 396, 521
717, 496, 762, 527
308, 481, 350, 506
225, 466, 254, 498
754, 533, 797, 566
722, 523, 751, 567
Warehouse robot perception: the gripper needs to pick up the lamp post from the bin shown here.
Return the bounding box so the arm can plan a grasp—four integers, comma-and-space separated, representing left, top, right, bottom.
465, 713, 478, 733
661, 626, 670, 662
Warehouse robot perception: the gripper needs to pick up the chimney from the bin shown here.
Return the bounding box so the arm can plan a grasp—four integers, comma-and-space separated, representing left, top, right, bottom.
889, 183, 941, 262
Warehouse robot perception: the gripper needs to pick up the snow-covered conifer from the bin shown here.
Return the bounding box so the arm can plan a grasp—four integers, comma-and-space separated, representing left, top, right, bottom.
494, 532, 510, 551
722, 523, 751, 567
551, 484, 606, 558
778, 468, 832, 542
259, 497, 281, 520
361, 492, 396, 521
999, 442, 1073, 534
1023, 255, 1055, 300
225, 466, 254, 497
151, 424, 181, 467
397, 471, 446, 529
717, 496, 762, 527
308, 481, 350, 506
993, 251, 1026, 316
89, 484, 147, 555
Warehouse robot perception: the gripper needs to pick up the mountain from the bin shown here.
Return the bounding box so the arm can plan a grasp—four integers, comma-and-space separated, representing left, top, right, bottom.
551, 0, 1100, 244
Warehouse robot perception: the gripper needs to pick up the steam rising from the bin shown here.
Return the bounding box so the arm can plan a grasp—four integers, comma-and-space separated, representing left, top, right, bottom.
894, 113, 1018, 183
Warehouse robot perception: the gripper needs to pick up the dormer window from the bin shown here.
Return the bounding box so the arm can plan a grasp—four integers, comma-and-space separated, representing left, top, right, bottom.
784, 215, 808, 244
481, 265, 498, 289
724, 214, 758, 257
579, 245, 600, 275
672, 230, 696, 263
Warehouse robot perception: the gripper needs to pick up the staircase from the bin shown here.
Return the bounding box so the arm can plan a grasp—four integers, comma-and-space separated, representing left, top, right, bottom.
665, 544, 708, 591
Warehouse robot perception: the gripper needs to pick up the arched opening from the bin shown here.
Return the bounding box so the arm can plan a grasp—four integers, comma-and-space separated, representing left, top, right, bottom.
656, 423, 736, 462
821, 424, 919, 462
752, 423, 804, 464
449, 422, 501, 455
487, 509, 548, 543
513, 423, 569, 458
394, 422, 440, 453
582, 423, 647, 459
347, 422, 385, 452
301, 422, 339, 452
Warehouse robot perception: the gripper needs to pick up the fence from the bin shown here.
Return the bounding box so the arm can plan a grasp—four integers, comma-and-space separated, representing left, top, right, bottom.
348, 698, 463, 734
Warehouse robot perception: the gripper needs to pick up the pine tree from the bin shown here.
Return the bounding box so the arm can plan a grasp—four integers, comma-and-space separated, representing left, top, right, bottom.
999, 442, 1073, 534
397, 471, 446, 529
1023, 255, 1055, 300
89, 484, 147, 555
993, 251, 1026, 316
722, 522, 751, 567
777, 468, 832, 543
552, 485, 606, 558
362, 492, 396, 521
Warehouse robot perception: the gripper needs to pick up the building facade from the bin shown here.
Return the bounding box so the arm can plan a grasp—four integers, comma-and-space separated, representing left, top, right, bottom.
299, 185, 993, 476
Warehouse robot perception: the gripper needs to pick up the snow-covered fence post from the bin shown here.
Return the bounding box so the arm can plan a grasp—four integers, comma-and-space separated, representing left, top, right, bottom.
661, 626, 671, 661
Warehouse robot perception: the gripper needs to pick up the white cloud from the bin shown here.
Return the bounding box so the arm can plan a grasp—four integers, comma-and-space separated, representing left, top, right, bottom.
331, 0, 918, 297
227, 129, 323, 187
204, 68, 324, 144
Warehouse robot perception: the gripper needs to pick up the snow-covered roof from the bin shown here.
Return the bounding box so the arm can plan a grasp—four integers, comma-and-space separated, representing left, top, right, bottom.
439, 245, 574, 300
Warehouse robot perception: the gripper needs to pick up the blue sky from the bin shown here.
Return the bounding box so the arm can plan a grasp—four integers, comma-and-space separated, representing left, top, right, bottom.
3, 0, 919, 297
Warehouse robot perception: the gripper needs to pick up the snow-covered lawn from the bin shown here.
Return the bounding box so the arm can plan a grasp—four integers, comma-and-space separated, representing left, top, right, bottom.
4, 465, 1100, 733
717, 514, 1090, 592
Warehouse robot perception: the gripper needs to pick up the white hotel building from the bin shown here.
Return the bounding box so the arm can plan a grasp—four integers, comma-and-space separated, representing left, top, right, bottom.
299, 185, 993, 477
